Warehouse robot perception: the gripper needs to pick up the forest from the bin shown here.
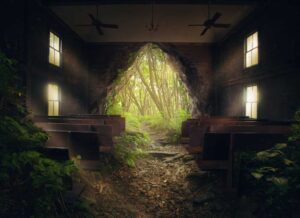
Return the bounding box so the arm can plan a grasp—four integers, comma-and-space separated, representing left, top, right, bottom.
107, 43, 192, 134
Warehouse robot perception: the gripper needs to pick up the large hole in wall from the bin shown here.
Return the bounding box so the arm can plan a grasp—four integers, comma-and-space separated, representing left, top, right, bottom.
106, 43, 194, 131
89, 43, 210, 123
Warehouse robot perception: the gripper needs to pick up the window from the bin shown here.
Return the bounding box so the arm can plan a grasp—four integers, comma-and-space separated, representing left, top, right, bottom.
48, 84, 60, 116
245, 32, 258, 68
245, 85, 258, 119
49, 32, 61, 66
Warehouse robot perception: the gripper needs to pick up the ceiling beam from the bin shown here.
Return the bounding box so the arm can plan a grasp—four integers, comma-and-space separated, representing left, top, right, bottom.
44, 0, 260, 6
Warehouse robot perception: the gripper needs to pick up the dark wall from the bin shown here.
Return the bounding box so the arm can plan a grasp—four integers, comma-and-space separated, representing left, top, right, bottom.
213, 2, 300, 120
26, 0, 89, 116
1, 0, 89, 116
86, 43, 213, 115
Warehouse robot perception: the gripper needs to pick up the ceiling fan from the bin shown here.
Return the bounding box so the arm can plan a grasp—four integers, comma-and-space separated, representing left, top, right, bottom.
76, 5, 119, 35
188, 1, 231, 36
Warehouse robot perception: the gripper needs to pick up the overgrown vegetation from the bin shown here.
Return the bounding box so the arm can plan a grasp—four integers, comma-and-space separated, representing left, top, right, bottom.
0, 51, 93, 218
107, 44, 191, 138
114, 131, 150, 167
239, 108, 300, 218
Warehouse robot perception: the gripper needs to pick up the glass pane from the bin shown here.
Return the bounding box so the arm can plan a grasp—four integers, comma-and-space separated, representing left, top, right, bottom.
246, 102, 251, 117
252, 32, 258, 48
251, 103, 257, 119
53, 34, 60, 50
48, 84, 59, 100
48, 101, 53, 116
252, 86, 258, 102
246, 52, 251, 67
53, 85, 58, 101
48, 84, 53, 100
49, 48, 55, 64
247, 35, 253, 51
49, 32, 54, 47
53, 101, 59, 116
55, 51, 60, 66
247, 86, 253, 102
252, 48, 258, 65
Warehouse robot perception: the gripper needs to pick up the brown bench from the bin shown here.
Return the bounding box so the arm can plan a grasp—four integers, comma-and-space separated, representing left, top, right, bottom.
36, 122, 114, 147
181, 117, 244, 137
45, 130, 107, 160
33, 115, 125, 136
33, 116, 124, 161
196, 125, 290, 188
186, 118, 290, 153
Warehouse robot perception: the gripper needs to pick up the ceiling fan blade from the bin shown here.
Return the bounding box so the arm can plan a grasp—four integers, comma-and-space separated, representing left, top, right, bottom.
201, 27, 209, 36
100, 23, 119, 29
211, 12, 222, 23
95, 25, 104, 35
188, 24, 205, 27
88, 13, 97, 22
213, 23, 231, 28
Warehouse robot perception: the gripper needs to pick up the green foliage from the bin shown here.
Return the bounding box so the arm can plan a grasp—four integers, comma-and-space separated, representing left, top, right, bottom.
106, 43, 192, 135
289, 107, 300, 142
114, 131, 149, 167
240, 108, 300, 218
0, 51, 26, 117
0, 51, 92, 217
0, 116, 48, 149
0, 150, 77, 218
123, 112, 142, 131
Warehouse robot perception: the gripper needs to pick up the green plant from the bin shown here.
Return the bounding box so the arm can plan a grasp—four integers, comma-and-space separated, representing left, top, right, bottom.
239, 108, 300, 218
114, 131, 149, 167
0, 116, 48, 149
0, 51, 93, 217
0, 150, 77, 218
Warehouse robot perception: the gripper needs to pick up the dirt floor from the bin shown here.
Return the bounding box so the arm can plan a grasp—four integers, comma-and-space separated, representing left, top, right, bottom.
75, 129, 236, 218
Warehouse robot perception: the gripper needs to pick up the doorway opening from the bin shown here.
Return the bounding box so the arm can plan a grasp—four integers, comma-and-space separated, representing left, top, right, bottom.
106, 43, 193, 138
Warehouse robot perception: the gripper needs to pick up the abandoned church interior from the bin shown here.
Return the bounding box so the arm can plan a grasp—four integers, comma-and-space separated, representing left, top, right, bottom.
1, 0, 300, 217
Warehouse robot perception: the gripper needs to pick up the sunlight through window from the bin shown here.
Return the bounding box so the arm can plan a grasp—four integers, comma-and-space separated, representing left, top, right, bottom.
49, 32, 61, 67
48, 83, 60, 116
245, 32, 259, 68
245, 85, 258, 119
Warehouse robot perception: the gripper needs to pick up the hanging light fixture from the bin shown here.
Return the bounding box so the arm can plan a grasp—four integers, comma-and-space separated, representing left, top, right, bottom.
146, 0, 159, 32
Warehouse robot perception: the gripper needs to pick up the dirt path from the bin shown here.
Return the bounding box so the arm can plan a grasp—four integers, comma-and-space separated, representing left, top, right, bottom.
77, 129, 234, 218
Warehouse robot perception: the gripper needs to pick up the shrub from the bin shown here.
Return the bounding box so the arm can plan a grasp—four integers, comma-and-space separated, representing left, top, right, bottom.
0, 150, 77, 218
114, 131, 149, 167
0, 51, 91, 217
0, 116, 48, 149
240, 108, 300, 218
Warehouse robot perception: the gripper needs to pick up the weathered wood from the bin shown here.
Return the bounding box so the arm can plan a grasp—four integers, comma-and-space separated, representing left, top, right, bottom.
197, 160, 229, 170
181, 116, 291, 190
33, 115, 125, 136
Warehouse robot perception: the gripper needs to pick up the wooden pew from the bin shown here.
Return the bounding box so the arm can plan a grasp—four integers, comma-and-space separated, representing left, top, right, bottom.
33, 115, 125, 136
33, 116, 123, 161
186, 118, 290, 154
181, 116, 248, 144
197, 125, 290, 188
45, 130, 104, 160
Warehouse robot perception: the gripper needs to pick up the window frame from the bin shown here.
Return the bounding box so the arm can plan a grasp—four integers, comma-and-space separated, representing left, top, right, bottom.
47, 83, 61, 116
245, 84, 259, 119
244, 31, 259, 69
48, 31, 62, 67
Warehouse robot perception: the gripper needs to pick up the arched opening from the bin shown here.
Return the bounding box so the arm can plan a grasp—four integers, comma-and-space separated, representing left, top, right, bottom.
105, 43, 194, 136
